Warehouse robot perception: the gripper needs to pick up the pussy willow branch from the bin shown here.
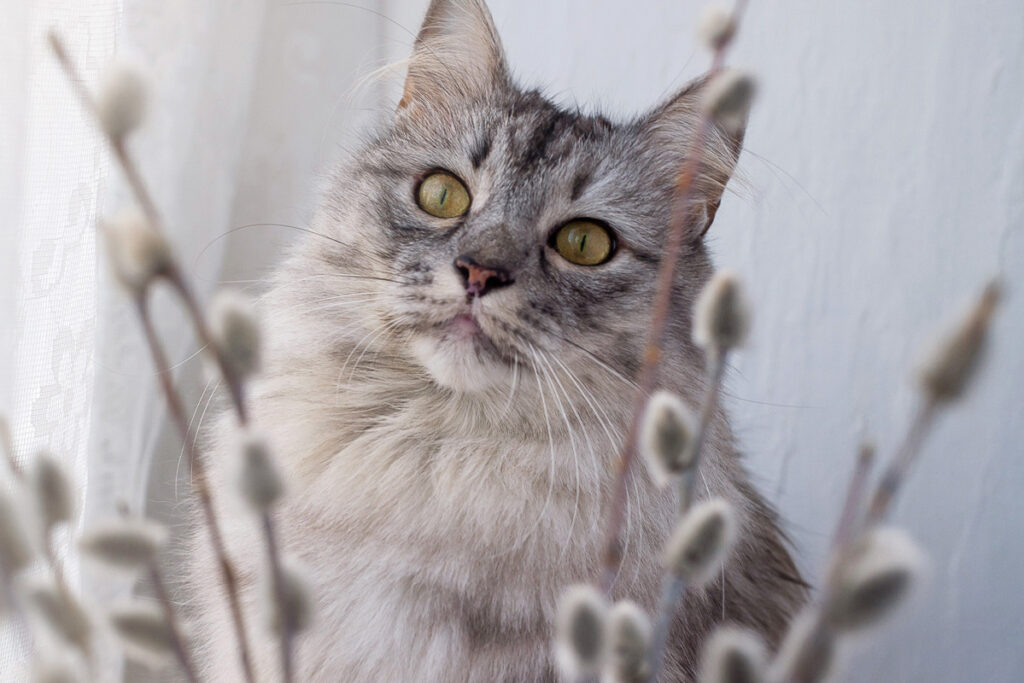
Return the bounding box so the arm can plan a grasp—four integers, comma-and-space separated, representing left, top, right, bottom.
646, 351, 728, 680
164, 266, 294, 682
779, 445, 875, 683
599, 0, 749, 594
262, 512, 294, 683
784, 410, 936, 683
831, 442, 875, 552
864, 399, 938, 526
162, 265, 296, 683
48, 32, 298, 682
113, 499, 200, 683
1, 423, 90, 668
135, 292, 255, 683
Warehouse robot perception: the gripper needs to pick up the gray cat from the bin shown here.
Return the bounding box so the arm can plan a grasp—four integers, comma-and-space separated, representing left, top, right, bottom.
193, 0, 805, 680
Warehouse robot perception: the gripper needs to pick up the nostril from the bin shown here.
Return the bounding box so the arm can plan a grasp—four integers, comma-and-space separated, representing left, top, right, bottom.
454, 259, 471, 284
453, 255, 513, 297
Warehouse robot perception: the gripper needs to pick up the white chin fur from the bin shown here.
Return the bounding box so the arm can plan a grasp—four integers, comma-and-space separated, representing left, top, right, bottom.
411, 335, 510, 393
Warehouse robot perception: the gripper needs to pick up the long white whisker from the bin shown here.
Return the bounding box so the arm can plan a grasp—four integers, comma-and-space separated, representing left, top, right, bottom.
177, 377, 219, 501
499, 354, 521, 419
530, 346, 584, 558
508, 346, 558, 557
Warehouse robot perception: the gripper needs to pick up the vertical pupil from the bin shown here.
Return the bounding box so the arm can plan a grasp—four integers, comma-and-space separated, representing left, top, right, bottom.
438, 184, 448, 206
578, 232, 587, 253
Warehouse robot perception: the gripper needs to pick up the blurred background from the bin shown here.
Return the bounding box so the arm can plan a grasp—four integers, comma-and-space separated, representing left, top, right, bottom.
2, 0, 1022, 680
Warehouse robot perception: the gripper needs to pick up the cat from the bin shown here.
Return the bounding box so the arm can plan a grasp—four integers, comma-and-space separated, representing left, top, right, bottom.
191, 0, 805, 680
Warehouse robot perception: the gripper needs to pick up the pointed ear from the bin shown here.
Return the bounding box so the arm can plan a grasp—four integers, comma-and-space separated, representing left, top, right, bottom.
399, 0, 508, 110
642, 75, 747, 238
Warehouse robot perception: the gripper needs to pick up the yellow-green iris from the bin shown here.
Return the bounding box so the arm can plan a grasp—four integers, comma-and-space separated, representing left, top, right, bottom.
553, 220, 614, 266
417, 171, 471, 219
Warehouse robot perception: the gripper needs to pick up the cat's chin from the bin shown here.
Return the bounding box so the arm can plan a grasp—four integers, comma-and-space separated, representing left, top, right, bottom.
410, 334, 512, 394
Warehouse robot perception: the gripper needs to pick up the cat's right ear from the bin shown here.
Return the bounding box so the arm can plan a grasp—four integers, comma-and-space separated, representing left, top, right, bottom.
398, 0, 509, 111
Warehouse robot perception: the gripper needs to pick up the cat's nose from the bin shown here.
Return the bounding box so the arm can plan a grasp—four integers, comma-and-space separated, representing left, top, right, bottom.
453, 255, 513, 298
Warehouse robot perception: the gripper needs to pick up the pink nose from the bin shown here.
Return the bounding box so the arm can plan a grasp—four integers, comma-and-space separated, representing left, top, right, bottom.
454, 255, 513, 297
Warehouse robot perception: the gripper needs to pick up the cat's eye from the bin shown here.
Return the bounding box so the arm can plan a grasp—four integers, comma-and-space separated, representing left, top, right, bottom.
416, 171, 471, 219
551, 220, 615, 266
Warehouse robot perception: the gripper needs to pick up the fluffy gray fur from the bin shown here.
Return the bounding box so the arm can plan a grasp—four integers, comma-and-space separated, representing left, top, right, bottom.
191, 0, 805, 680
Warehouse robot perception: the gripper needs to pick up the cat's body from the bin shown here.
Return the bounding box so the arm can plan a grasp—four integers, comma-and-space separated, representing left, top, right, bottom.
191, 1, 804, 680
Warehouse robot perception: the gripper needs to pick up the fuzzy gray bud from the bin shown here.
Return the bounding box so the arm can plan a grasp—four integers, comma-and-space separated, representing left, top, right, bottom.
697, 5, 736, 51
0, 487, 34, 575
694, 270, 751, 352
101, 207, 172, 291
698, 627, 766, 683
23, 578, 92, 652
268, 560, 314, 636
209, 289, 261, 379
767, 608, 834, 683
79, 518, 167, 571
641, 391, 698, 488
702, 70, 757, 137
32, 452, 74, 534
663, 498, 736, 585
96, 60, 147, 138
825, 527, 923, 631
917, 279, 1001, 403
109, 600, 183, 666
603, 600, 651, 683
238, 432, 283, 511
556, 584, 609, 680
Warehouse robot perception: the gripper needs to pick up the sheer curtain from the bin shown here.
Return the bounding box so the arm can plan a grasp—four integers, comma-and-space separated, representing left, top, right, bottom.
1, 0, 384, 677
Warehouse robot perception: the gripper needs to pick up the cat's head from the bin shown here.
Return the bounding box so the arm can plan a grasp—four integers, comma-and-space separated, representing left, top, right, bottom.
306, 0, 745, 395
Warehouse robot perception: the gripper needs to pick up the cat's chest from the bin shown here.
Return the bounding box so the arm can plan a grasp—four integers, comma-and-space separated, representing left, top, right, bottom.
297, 420, 609, 561
279, 425, 607, 678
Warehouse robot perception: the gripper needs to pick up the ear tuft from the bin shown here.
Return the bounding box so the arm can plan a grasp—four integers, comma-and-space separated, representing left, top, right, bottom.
399, 0, 508, 110
643, 74, 748, 238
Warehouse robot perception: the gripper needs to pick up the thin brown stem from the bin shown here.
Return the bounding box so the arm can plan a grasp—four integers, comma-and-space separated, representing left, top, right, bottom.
779, 409, 937, 683
165, 266, 248, 423
135, 293, 256, 683
677, 351, 728, 516
49, 33, 248, 424
645, 350, 728, 682
865, 399, 938, 526
263, 513, 294, 683
49, 33, 260, 680
831, 442, 875, 552
598, 1, 750, 594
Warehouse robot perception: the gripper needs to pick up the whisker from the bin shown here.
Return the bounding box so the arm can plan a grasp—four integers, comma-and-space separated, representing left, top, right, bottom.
547, 330, 640, 390
532, 347, 582, 557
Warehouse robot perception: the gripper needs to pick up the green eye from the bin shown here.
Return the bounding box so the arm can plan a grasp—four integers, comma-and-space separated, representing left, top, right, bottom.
416, 171, 471, 219
552, 220, 615, 266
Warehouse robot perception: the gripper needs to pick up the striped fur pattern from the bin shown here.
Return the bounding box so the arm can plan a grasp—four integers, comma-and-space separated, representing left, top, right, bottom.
190, 1, 805, 680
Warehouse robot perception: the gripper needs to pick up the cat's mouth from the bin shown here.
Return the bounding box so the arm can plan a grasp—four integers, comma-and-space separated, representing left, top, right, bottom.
445, 312, 487, 341
410, 305, 516, 393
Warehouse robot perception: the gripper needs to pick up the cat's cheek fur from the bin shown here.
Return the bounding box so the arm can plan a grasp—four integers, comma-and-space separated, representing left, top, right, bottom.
410, 333, 511, 393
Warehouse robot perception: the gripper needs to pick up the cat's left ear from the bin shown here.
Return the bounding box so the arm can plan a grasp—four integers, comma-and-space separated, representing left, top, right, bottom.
641, 76, 747, 238
398, 0, 509, 111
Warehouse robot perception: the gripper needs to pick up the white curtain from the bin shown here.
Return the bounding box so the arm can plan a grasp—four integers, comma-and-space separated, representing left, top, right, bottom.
1, 0, 384, 677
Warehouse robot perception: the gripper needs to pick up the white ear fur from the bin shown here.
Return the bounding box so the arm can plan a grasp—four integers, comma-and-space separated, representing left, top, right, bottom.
399, 0, 508, 110
643, 76, 747, 237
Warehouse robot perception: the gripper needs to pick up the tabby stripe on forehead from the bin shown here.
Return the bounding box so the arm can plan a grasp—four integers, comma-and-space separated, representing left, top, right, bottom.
519, 110, 573, 169
471, 134, 492, 169
570, 170, 593, 201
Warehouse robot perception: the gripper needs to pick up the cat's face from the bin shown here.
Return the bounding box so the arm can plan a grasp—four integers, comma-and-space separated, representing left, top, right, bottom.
309, 0, 742, 395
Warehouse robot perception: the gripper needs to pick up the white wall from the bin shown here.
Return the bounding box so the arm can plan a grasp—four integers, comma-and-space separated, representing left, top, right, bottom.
222, 0, 1024, 680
